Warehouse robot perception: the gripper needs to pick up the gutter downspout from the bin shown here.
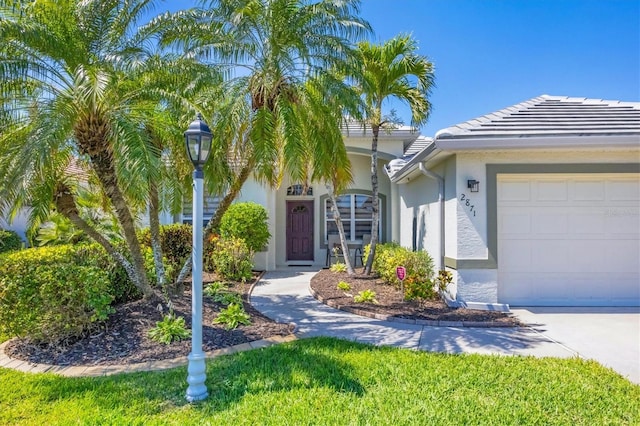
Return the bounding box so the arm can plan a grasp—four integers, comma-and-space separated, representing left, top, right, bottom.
418, 163, 445, 272
417, 163, 459, 308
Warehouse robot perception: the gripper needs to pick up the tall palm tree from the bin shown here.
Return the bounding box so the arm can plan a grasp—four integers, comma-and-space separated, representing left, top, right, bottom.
352, 34, 435, 275
0, 0, 199, 299
156, 0, 371, 282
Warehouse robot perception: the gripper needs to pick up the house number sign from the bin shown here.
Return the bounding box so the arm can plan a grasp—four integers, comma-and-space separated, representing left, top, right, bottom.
459, 194, 476, 217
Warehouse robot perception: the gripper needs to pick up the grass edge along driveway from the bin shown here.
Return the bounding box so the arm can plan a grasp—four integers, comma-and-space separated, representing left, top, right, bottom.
1, 337, 638, 425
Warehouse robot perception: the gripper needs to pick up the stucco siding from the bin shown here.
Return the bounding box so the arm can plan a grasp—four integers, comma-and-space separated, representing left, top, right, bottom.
455, 269, 499, 304
448, 147, 640, 304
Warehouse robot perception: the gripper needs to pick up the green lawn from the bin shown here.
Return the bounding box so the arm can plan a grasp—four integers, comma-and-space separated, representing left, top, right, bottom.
1, 337, 638, 425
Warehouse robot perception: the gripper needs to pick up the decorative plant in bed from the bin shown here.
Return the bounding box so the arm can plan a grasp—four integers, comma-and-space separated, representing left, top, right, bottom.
0, 237, 292, 367
310, 243, 520, 326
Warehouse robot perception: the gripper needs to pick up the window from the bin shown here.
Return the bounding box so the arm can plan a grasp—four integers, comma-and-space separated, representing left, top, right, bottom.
287, 184, 313, 196
325, 194, 380, 242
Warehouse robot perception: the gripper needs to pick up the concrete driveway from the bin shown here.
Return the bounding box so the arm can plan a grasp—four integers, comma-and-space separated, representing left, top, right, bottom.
511, 307, 640, 384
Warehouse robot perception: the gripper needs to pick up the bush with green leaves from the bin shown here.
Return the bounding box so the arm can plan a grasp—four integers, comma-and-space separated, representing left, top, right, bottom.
138, 224, 192, 284
148, 313, 191, 344
220, 202, 271, 252
80, 241, 141, 304
0, 245, 114, 343
365, 242, 437, 301
0, 229, 22, 253
213, 303, 251, 330
206, 236, 254, 282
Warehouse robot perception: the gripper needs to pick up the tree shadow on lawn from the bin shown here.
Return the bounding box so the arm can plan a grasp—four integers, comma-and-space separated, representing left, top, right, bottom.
30, 338, 365, 415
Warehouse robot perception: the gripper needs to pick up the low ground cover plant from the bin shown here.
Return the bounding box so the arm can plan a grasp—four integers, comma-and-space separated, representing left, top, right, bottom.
203, 281, 228, 298
148, 313, 191, 344
337, 281, 351, 291
330, 262, 347, 273
354, 289, 378, 304
213, 303, 251, 330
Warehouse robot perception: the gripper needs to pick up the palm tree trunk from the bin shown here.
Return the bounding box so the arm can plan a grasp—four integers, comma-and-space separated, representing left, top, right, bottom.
364, 124, 380, 275
55, 185, 157, 300
89, 152, 156, 299
326, 184, 355, 275
174, 160, 254, 284
148, 179, 166, 288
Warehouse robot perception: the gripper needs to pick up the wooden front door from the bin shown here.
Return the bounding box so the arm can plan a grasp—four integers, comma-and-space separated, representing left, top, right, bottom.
286, 200, 314, 261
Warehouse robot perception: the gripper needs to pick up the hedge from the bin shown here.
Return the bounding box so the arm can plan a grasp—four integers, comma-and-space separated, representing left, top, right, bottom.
0, 245, 115, 343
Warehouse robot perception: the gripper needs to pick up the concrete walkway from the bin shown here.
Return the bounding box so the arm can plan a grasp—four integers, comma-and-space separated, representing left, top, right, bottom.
251, 270, 639, 384
251, 271, 575, 358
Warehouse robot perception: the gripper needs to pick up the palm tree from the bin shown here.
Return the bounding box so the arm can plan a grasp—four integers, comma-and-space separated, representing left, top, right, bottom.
351, 34, 435, 275
156, 0, 371, 282
0, 0, 200, 299
132, 55, 224, 291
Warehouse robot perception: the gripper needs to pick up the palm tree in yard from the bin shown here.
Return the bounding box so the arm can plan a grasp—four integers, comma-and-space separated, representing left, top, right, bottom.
156, 0, 371, 282
0, 0, 208, 299
352, 34, 435, 275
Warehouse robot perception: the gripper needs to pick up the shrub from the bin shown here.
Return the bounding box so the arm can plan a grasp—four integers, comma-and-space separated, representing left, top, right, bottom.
219, 202, 271, 252
337, 281, 351, 291
79, 242, 141, 304
148, 313, 191, 344
138, 224, 192, 284
0, 229, 22, 253
213, 303, 251, 330
354, 289, 378, 304
0, 245, 114, 343
206, 236, 253, 282
366, 242, 437, 301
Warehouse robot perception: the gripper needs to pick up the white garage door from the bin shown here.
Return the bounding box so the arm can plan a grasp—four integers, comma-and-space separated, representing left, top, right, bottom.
498, 174, 640, 306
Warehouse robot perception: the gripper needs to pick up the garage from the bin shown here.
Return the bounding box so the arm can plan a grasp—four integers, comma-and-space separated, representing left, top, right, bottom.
497, 174, 640, 306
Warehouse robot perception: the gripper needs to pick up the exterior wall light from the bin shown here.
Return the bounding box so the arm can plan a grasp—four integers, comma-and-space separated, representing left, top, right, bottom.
468, 179, 480, 192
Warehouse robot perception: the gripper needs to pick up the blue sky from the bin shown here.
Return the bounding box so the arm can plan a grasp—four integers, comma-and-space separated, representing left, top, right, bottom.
152, 0, 640, 136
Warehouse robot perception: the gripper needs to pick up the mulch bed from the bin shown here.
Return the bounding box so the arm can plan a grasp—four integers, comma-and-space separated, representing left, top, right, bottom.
310, 268, 521, 326
4, 273, 293, 367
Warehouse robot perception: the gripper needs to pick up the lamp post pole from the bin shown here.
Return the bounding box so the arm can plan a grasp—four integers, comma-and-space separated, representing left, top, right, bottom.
184, 113, 212, 403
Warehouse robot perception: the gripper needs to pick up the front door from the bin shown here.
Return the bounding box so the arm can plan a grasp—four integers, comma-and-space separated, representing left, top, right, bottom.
286, 200, 314, 261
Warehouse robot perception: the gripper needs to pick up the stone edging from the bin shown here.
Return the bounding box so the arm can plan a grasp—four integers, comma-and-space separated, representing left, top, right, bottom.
0, 334, 297, 377
308, 284, 517, 328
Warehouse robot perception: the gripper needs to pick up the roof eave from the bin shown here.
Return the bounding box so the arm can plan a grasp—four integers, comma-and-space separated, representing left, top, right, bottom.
434, 134, 640, 150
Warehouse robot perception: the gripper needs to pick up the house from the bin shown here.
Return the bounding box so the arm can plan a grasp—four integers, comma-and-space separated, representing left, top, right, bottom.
386, 95, 640, 307
180, 95, 639, 307
4, 95, 638, 307
178, 121, 424, 272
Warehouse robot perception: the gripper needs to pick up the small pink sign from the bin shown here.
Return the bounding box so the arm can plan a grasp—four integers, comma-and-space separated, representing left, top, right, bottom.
396, 266, 406, 281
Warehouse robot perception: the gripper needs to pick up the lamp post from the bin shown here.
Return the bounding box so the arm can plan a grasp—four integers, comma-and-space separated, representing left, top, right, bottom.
184, 113, 212, 402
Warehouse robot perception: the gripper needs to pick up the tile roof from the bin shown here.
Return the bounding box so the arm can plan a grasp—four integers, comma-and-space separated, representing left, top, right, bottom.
402, 135, 433, 159
341, 119, 420, 141
435, 95, 640, 139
